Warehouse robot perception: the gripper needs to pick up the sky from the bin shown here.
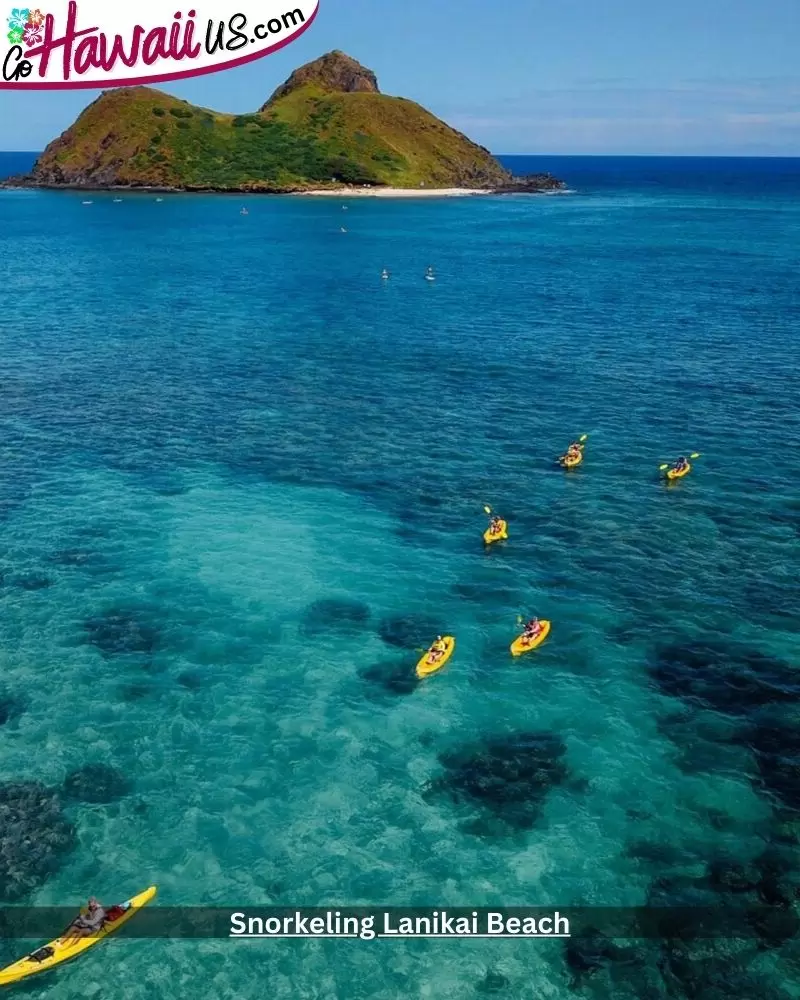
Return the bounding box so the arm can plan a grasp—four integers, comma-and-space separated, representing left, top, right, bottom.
1, 0, 799, 155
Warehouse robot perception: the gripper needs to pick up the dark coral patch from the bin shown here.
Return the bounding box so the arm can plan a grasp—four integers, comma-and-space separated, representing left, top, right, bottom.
49, 549, 95, 567
427, 732, 570, 830
118, 682, 156, 702
14, 575, 52, 591
63, 764, 131, 804
359, 659, 419, 697
0, 782, 76, 900
0, 689, 24, 726
301, 598, 371, 636
177, 670, 206, 690
379, 614, 445, 650
650, 639, 799, 717
49, 548, 118, 577
84, 605, 163, 658
745, 720, 800, 813
565, 929, 636, 988
476, 968, 510, 993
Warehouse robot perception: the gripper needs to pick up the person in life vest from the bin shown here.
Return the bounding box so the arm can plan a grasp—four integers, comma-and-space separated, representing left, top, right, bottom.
63, 898, 107, 944
427, 636, 448, 664
521, 618, 544, 646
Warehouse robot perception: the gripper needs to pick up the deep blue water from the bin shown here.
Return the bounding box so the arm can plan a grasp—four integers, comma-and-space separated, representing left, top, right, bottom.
0, 153, 799, 998
0, 150, 37, 178
501, 154, 800, 196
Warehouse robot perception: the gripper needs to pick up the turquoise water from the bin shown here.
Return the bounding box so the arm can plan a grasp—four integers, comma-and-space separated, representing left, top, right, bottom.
0, 156, 799, 997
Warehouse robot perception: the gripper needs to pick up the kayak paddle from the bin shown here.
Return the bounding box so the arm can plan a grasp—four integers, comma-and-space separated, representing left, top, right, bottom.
558, 433, 588, 462
659, 452, 701, 472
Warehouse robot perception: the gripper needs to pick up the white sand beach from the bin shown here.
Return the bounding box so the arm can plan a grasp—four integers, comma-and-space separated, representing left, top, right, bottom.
295, 187, 492, 198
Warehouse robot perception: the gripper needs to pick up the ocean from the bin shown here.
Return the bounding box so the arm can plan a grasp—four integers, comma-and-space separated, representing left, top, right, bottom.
0, 152, 799, 998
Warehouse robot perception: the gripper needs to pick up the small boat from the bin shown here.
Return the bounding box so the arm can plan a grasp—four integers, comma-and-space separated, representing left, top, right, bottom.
113, 198, 122, 203
340, 227, 347, 233
82, 200, 93, 205
381, 270, 389, 280
425, 267, 436, 281
240, 207, 249, 215
155, 198, 163, 203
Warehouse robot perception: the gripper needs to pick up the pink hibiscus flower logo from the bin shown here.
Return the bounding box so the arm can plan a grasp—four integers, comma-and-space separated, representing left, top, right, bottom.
22, 20, 41, 45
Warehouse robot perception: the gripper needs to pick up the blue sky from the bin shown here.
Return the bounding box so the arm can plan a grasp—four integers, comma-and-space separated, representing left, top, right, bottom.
1, 0, 799, 154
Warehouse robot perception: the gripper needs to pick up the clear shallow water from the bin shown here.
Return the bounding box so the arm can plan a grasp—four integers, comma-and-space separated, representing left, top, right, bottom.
0, 156, 799, 997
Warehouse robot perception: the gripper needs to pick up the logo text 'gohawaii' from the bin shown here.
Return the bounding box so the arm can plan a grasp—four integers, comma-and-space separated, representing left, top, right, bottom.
1, 0, 318, 88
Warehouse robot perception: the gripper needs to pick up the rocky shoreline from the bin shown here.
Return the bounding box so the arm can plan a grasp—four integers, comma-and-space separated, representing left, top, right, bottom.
0, 172, 566, 196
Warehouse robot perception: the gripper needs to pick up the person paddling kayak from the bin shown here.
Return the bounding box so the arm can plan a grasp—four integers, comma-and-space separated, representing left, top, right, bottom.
520, 618, 544, 646
62, 899, 107, 945
488, 515, 504, 536
426, 636, 448, 664
671, 456, 690, 474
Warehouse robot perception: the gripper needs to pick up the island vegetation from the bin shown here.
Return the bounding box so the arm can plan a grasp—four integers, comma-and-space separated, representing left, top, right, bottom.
5, 51, 563, 195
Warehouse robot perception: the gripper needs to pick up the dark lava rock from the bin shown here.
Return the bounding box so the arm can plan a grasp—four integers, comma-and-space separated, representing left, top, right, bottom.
753, 848, 800, 909
177, 670, 206, 690
301, 598, 371, 636
494, 173, 566, 193
476, 968, 510, 993
708, 860, 761, 894
0, 782, 76, 900
118, 682, 155, 702
650, 640, 798, 717
63, 764, 131, 804
84, 605, 163, 658
14, 575, 52, 591
659, 944, 796, 1000
379, 614, 445, 650
427, 732, 570, 830
746, 900, 799, 947
0, 690, 24, 726
359, 659, 419, 697
644, 868, 796, 947
49, 548, 117, 577
450, 581, 520, 608
744, 720, 800, 812
625, 840, 697, 866
49, 549, 94, 567
566, 929, 634, 986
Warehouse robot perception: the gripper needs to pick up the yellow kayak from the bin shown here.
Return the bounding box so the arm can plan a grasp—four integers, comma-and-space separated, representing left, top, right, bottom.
560, 448, 583, 468
666, 463, 691, 480
416, 636, 455, 678
0, 886, 157, 987
510, 620, 551, 656
483, 520, 508, 545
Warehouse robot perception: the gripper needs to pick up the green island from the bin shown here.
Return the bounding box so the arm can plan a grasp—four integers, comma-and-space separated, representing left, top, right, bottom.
8, 51, 563, 194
